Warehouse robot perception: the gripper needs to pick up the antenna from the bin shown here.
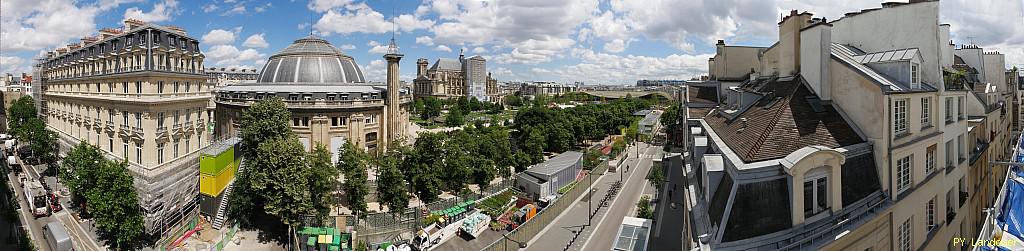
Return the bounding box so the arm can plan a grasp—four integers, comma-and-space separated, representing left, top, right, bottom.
386, 4, 398, 54
309, 9, 314, 35
967, 35, 976, 45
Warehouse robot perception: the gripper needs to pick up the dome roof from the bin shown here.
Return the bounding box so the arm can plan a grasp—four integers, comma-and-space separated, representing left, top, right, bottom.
257, 35, 366, 83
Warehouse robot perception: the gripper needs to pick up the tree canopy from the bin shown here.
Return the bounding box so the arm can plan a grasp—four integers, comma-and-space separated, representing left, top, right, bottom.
87, 160, 145, 249
230, 98, 340, 230
337, 141, 370, 215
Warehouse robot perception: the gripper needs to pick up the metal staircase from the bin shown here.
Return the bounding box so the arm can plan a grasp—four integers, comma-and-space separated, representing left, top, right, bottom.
213, 158, 245, 229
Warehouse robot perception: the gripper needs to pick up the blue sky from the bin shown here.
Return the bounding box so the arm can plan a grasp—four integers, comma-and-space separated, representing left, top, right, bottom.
1, 0, 1022, 85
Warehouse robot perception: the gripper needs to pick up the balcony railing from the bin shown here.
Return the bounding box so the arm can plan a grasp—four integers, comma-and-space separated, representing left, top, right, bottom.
945, 81, 966, 91
105, 121, 114, 131
156, 127, 168, 138
130, 126, 144, 138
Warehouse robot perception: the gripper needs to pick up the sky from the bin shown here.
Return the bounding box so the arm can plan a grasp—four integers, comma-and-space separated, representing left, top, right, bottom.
1, 0, 1022, 85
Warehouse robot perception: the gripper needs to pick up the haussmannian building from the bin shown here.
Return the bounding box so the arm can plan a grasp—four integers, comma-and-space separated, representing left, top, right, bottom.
413, 50, 499, 102
37, 18, 211, 235
213, 35, 410, 161
680, 1, 1015, 250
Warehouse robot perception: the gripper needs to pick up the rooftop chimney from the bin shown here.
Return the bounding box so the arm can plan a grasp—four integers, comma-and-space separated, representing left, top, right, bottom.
123, 18, 145, 30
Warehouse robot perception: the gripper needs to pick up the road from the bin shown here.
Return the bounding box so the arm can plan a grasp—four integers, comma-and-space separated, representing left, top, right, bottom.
648, 152, 684, 251
8, 148, 104, 251
579, 143, 659, 251
524, 142, 658, 251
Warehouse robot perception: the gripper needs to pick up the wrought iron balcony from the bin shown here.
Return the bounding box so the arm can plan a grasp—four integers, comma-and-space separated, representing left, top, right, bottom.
105, 121, 114, 132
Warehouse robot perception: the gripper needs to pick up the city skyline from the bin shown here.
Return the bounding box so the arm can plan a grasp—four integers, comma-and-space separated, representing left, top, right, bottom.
1, 0, 1022, 85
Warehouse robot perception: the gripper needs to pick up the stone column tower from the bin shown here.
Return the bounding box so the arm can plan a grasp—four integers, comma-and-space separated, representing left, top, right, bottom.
384, 38, 403, 150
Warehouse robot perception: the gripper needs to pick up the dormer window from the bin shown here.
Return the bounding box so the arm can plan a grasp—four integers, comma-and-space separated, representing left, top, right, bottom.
911, 63, 920, 85
803, 168, 829, 219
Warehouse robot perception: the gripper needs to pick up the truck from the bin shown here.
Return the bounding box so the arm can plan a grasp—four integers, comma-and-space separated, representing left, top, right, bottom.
43, 221, 73, 251
24, 179, 49, 217
411, 223, 442, 251
459, 212, 491, 239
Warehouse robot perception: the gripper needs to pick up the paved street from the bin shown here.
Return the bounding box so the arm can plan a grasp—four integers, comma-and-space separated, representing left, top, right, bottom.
580, 143, 659, 251
648, 152, 684, 251
525, 142, 658, 251
5, 148, 105, 251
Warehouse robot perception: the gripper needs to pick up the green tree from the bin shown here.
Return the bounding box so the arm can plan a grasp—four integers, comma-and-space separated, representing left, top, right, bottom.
522, 128, 546, 164
60, 142, 105, 206
647, 166, 665, 190
583, 149, 603, 170
455, 96, 470, 112
308, 144, 339, 220
337, 141, 369, 215
421, 97, 443, 120
413, 98, 425, 114
376, 146, 409, 212
505, 95, 523, 107
636, 195, 652, 219
254, 136, 313, 228
239, 97, 293, 158
445, 108, 465, 127
231, 98, 297, 227
7, 96, 36, 134
23, 118, 56, 164
407, 132, 445, 202
87, 160, 144, 249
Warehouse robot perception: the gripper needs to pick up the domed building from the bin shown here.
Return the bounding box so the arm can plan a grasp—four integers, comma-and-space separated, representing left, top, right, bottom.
214, 35, 410, 157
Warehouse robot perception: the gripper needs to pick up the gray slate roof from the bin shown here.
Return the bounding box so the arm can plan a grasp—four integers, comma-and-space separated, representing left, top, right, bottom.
221, 83, 384, 93
430, 58, 462, 71
831, 43, 936, 93
526, 151, 583, 177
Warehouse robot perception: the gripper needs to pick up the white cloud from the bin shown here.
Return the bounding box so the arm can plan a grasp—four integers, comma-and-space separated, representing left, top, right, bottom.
201, 29, 236, 46
603, 39, 628, 53
297, 22, 310, 31
434, 45, 452, 52
472, 47, 487, 54
201, 4, 218, 13
362, 59, 387, 82
544, 47, 711, 84
366, 40, 389, 54
308, 0, 354, 13
939, 0, 1024, 52
223, 3, 246, 16
394, 14, 435, 32
415, 36, 434, 46
242, 33, 269, 48
255, 3, 271, 13
605, 0, 782, 51
123, 0, 179, 23
338, 44, 356, 50
315, 4, 390, 35
0, 0, 136, 52
205, 45, 266, 67
429, 0, 598, 64
314, 3, 433, 36
0, 56, 29, 74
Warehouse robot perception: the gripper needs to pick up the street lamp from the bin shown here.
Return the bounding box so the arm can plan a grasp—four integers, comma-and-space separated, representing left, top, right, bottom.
503, 233, 527, 251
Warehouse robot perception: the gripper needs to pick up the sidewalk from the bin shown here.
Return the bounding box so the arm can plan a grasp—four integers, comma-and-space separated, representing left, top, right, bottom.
525, 143, 653, 251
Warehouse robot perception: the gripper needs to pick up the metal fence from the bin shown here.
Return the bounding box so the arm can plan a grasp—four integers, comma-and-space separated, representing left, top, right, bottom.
482, 158, 613, 251
352, 177, 515, 245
